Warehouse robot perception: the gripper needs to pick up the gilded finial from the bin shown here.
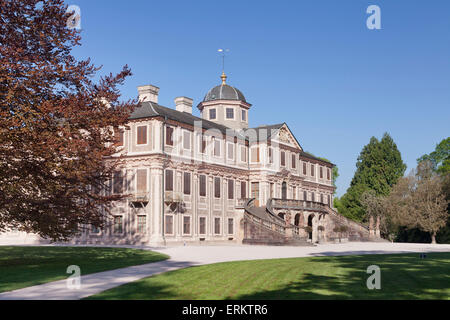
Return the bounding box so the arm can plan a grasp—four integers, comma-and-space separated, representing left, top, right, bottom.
221, 71, 227, 85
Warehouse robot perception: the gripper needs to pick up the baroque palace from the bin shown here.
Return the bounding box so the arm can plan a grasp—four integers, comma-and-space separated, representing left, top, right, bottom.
0, 73, 380, 246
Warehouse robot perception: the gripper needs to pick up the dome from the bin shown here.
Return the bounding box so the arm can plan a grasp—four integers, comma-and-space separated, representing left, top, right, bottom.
202, 72, 246, 103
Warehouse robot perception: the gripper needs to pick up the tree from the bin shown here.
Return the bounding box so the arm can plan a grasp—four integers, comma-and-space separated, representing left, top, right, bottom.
0, 0, 136, 241
338, 133, 406, 222
399, 137, 450, 243
417, 137, 450, 176
389, 162, 449, 244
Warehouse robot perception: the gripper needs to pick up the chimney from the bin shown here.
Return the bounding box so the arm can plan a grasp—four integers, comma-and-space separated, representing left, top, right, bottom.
174, 96, 193, 114
137, 85, 159, 103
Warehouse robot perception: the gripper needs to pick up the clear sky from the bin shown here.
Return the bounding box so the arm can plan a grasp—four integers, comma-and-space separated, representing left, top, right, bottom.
68, 0, 450, 197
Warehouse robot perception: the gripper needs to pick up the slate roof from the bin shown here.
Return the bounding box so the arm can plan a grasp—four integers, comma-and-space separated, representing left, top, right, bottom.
203, 84, 246, 103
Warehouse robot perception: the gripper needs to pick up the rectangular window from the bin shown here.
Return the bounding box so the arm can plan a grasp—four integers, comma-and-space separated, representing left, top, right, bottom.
241, 146, 247, 162
311, 164, 315, 176
292, 154, 296, 169
199, 175, 206, 197
226, 108, 234, 119
270, 183, 274, 198
214, 138, 221, 157
214, 177, 221, 198
320, 194, 324, 203
183, 131, 191, 150
328, 195, 331, 207
214, 217, 221, 235
228, 218, 234, 235
91, 225, 100, 234
327, 168, 331, 180
209, 109, 216, 120
166, 126, 174, 146
115, 129, 124, 146
183, 216, 191, 235
137, 126, 147, 145
165, 169, 173, 191
241, 109, 246, 121
241, 181, 247, 199
228, 179, 234, 199
200, 135, 207, 154
281, 151, 286, 167
137, 215, 146, 234
113, 171, 123, 194
320, 167, 323, 179
227, 142, 234, 160
251, 182, 259, 200
311, 192, 315, 202
136, 169, 147, 193
303, 162, 307, 175
199, 217, 206, 235
183, 172, 191, 195
114, 216, 123, 234
293, 186, 297, 199
165, 215, 173, 234
303, 191, 307, 201
251, 147, 260, 163
268, 147, 273, 164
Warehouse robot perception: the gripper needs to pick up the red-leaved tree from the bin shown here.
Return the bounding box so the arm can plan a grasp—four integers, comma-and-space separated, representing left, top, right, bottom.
0, 0, 136, 240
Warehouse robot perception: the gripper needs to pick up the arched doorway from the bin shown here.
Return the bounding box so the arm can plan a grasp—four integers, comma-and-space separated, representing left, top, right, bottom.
307, 214, 314, 240
294, 214, 300, 226
282, 182, 287, 200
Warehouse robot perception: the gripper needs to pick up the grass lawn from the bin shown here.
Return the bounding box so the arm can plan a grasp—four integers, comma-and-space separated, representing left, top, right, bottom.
0, 246, 168, 293
87, 252, 450, 300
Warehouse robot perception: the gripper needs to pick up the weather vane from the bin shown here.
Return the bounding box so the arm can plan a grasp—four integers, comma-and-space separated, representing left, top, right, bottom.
218, 48, 230, 73
218, 49, 229, 84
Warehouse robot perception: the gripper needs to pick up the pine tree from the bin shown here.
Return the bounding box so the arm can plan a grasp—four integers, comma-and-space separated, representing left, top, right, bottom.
338, 133, 406, 222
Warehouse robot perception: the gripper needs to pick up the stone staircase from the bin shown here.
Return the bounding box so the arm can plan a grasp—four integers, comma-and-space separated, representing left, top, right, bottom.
242, 199, 314, 246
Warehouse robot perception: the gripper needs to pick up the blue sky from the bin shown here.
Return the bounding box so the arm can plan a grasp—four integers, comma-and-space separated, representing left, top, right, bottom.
68, 0, 450, 197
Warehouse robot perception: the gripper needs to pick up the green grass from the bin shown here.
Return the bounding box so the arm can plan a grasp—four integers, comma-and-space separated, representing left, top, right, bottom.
87, 253, 450, 300
0, 246, 168, 293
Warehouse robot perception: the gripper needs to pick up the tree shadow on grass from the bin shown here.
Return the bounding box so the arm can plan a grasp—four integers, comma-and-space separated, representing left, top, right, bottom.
234, 253, 450, 300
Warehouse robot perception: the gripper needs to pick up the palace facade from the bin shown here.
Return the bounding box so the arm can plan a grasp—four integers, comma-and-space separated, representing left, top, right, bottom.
0, 73, 379, 246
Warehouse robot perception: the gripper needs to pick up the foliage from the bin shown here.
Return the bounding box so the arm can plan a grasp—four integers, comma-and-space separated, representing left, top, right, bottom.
386, 162, 449, 244
0, 0, 136, 240
417, 137, 450, 175
338, 133, 406, 222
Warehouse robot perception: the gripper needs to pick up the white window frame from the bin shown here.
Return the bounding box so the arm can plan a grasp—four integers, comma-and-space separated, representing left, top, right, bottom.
137, 215, 147, 234
213, 138, 221, 158
224, 107, 235, 120
199, 134, 206, 154
199, 216, 207, 235
250, 146, 260, 163
182, 215, 192, 236
241, 109, 247, 122
268, 147, 274, 164
214, 217, 221, 235
227, 218, 234, 235
240, 145, 247, 163
227, 142, 234, 161
136, 124, 149, 146
183, 130, 191, 151
164, 214, 175, 235
209, 108, 217, 120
